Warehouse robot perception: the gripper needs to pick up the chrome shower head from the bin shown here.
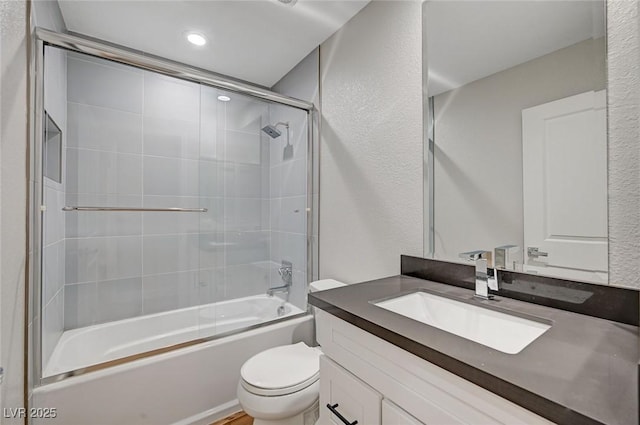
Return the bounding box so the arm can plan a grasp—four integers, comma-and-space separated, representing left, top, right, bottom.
261, 124, 282, 139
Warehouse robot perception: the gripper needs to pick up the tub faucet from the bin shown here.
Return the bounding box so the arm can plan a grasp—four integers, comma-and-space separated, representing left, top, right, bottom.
267, 283, 291, 297
267, 261, 292, 297
459, 250, 499, 300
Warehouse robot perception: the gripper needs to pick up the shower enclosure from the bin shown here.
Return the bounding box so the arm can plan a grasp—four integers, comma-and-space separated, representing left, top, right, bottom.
30, 29, 316, 384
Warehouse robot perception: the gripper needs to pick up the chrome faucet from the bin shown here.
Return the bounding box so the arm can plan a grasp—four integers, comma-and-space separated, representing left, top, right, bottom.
459, 250, 499, 300
267, 283, 291, 297
267, 261, 293, 297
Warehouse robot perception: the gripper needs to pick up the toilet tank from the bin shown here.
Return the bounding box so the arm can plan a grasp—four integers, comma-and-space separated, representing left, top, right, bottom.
309, 279, 346, 293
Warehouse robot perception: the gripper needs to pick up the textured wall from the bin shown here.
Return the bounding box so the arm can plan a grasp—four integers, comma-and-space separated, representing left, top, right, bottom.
319, 1, 423, 284
608, 0, 640, 289
1, 0, 28, 419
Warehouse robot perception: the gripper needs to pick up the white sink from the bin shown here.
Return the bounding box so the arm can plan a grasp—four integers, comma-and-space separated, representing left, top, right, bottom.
373, 291, 551, 354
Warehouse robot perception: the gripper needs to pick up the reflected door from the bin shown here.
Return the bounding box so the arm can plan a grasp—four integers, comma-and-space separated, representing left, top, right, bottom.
522, 90, 607, 283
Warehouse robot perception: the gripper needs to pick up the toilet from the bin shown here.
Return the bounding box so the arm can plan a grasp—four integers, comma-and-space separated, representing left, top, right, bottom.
237, 279, 346, 425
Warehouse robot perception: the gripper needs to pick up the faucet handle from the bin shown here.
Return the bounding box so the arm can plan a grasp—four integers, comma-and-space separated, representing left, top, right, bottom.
459, 250, 493, 267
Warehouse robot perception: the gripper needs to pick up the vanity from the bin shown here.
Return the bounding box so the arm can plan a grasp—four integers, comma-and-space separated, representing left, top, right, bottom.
309, 257, 638, 425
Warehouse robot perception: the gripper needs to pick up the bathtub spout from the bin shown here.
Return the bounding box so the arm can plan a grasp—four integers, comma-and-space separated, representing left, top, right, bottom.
267, 283, 291, 297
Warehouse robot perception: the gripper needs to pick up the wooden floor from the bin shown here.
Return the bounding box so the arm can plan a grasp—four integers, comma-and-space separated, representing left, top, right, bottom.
210, 411, 253, 425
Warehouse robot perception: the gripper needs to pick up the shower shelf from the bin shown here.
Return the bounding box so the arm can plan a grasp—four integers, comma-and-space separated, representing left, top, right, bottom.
62, 206, 208, 212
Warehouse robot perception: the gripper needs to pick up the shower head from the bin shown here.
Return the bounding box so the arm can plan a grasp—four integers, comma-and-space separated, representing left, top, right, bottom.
261, 122, 289, 139
261, 124, 282, 139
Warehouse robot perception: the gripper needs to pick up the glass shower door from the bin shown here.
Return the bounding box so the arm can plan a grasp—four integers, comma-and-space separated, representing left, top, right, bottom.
42, 47, 209, 378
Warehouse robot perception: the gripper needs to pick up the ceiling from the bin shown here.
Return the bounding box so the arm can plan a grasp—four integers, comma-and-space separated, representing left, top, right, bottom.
58, 0, 369, 88
426, 1, 605, 96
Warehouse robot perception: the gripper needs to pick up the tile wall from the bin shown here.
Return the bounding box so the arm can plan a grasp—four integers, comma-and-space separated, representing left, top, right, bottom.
63, 52, 280, 329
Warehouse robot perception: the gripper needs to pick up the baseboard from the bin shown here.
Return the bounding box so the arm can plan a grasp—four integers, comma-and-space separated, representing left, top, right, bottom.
171, 400, 241, 425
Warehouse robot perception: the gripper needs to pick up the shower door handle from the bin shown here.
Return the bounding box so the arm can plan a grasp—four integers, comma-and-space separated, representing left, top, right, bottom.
62, 206, 208, 212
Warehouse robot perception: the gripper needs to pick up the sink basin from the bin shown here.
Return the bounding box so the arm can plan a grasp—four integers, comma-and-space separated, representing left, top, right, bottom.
373, 291, 551, 354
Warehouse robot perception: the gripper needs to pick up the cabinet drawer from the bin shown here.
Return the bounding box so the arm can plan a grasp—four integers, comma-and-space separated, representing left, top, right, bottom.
382, 400, 424, 425
319, 355, 382, 425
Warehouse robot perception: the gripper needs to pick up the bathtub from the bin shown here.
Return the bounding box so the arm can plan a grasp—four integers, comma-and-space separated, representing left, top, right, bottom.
33, 296, 313, 425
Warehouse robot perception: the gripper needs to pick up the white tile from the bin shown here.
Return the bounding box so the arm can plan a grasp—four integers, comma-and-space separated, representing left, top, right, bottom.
64, 282, 97, 329
270, 198, 281, 231
198, 233, 226, 269
42, 290, 64, 368
280, 158, 307, 197
142, 196, 200, 235
143, 116, 199, 159
43, 242, 62, 305
67, 56, 143, 113
261, 199, 270, 230
224, 263, 270, 300
65, 194, 142, 238
143, 234, 199, 275
142, 271, 200, 314
272, 231, 306, 273
66, 148, 143, 195
65, 236, 142, 284
143, 71, 199, 121
67, 102, 142, 154
288, 269, 309, 311
225, 164, 263, 198
44, 187, 63, 244
143, 156, 199, 197
270, 165, 282, 198
224, 95, 267, 133
268, 106, 308, 166
280, 196, 307, 234
95, 277, 142, 323
224, 231, 269, 266
225, 130, 261, 165
200, 87, 223, 162
198, 197, 224, 234
68, 51, 144, 74
196, 268, 225, 304
199, 160, 224, 198
225, 198, 264, 231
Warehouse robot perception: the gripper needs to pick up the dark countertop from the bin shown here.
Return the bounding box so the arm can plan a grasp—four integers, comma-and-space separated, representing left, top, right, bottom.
309, 275, 639, 425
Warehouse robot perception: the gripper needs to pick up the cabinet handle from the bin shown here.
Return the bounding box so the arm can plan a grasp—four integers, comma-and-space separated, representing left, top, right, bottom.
326, 403, 358, 425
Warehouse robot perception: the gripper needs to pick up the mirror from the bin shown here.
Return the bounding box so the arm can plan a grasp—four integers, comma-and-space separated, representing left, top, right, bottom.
424, 1, 607, 284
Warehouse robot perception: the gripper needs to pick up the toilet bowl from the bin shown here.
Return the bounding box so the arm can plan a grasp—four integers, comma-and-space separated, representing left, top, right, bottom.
237, 279, 346, 425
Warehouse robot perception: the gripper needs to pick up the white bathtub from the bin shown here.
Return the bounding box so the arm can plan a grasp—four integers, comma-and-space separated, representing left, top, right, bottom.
44, 294, 305, 377
33, 296, 313, 425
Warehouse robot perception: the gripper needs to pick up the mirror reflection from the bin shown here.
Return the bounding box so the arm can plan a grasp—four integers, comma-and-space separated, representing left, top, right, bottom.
425, 1, 607, 284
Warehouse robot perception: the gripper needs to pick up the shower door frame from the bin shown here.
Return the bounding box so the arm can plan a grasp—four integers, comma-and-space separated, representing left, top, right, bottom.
30, 27, 317, 386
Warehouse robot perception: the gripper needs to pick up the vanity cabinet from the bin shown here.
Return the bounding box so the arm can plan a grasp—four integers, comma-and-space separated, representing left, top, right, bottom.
316, 310, 554, 425
319, 355, 382, 425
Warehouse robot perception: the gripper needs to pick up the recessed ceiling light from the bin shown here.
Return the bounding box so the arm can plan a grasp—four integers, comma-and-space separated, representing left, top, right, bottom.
186, 32, 207, 46
217, 95, 231, 102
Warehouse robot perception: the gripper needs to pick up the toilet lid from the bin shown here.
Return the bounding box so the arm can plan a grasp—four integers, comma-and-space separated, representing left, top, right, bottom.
241, 342, 321, 392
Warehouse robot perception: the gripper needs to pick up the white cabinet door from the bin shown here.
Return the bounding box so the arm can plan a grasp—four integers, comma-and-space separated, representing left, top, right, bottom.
319, 355, 382, 425
522, 90, 607, 283
382, 400, 425, 425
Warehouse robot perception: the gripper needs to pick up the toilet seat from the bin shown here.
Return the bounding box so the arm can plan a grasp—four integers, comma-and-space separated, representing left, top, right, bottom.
240, 342, 321, 397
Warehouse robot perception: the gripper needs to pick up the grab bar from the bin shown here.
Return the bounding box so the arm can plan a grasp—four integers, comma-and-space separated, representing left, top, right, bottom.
62, 206, 208, 212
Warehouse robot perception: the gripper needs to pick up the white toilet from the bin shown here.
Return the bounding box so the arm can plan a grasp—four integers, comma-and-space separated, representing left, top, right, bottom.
237, 279, 346, 425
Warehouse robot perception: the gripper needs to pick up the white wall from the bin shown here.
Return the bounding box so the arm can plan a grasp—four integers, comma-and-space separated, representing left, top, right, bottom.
1, 0, 28, 421
433, 38, 606, 263
607, 0, 640, 289
319, 1, 423, 284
